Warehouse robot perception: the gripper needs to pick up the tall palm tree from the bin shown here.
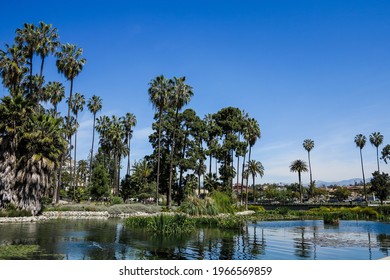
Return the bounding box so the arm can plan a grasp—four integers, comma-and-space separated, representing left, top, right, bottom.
0, 44, 28, 95
369, 132, 383, 172
55, 43, 86, 145
243, 117, 261, 203
43, 81, 65, 116
121, 112, 137, 176
303, 139, 315, 193
87, 95, 102, 176
35, 22, 59, 94
355, 134, 367, 201
167, 76, 194, 207
148, 75, 170, 205
69, 93, 85, 198
247, 159, 264, 206
107, 115, 128, 195
15, 23, 38, 96
290, 159, 308, 203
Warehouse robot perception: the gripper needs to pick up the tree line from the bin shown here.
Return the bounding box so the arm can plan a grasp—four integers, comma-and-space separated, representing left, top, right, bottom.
0, 22, 266, 213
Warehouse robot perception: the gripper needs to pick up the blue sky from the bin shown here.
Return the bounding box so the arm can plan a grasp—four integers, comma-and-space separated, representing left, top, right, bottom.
1, 0, 390, 184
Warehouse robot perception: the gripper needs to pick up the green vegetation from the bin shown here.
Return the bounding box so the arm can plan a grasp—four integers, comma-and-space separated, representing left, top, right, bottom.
125, 213, 244, 235
0, 245, 40, 260
1, 21, 389, 217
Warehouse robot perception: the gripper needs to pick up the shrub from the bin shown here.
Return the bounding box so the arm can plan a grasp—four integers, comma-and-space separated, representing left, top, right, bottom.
248, 205, 265, 213
323, 212, 340, 225
211, 191, 234, 214
110, 196, 124, 205
179, 196, 219, 216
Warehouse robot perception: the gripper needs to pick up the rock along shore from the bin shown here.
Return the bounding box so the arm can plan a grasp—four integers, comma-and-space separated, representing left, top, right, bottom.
0, 210, 255, 223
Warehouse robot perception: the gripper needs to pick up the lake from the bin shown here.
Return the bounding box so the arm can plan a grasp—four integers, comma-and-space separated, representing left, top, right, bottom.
0, 219, 389, 260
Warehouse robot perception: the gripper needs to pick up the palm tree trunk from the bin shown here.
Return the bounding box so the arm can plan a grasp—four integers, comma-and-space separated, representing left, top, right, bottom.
245, 145, 252, 209
118, 154, 121, 194
156, 110, 162, 206
168, 108, 180, 207
127, 132, 131, 176
298, 171, 302, 203
73, 112, 78, 197
241, 147, 247, 206
252, 174, 256, 204
360, 148, 367, 201
38, 56, 45, 96
308, 151, 312, 186
376, 147, 380, 173
209, 153, 212, 178
89, 113, 96, 180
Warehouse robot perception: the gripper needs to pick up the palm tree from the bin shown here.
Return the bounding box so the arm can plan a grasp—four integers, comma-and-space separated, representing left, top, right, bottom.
355, 134, 367, 201
167, 76, 194, 207
87, 95, 102, 176
243, 117, 261, 203
107, 115, 128, 195
121, 112, 137, 176
369, 132, 383, 172
15, 23, 38, 96
35, 22, 59, 94
148, 75, 170, 205
69, 93, 85, 198
290, 159, 308, 203
247, 159, 264, 206
303, 139, 315, 193
43, 81, 65, 116
55, 44, 86, 146
0, 44, 28, 95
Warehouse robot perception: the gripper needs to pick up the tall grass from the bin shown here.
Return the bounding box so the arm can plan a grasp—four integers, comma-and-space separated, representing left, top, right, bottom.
125, 213, 244, 235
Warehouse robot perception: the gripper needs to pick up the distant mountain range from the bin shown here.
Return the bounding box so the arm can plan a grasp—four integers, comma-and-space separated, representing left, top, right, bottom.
315, 178, 368, 187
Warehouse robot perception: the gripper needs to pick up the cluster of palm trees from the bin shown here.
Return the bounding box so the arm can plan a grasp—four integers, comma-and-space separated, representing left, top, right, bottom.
0, 22, 133, 211
288, 133, 389, 204
147, 76, 264, 208
354, 132, 388, 201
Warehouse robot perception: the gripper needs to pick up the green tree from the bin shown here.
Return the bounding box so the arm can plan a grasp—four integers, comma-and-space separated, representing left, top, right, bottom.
289, 159, 308, 203
333, 186, 351, 202
15, 23, 38, 97
90, 163, 110, 200
35, 22, 59, 94
43, 81, 65, 116
87, 95, 103, 176
355, 134, 367, 201
148, 75, 170, 205
167, 76, 194, 207
381, 144, 390, 165
243, 117, 261, 203
370, 171, 390, 205
121, 112, 137, 176
303, 139, 314, 193
369, 132, 384, 172
247, 159, 264, 206
0, 44, 28, 95
55, 43, 86, 151
69, 93, 85, 198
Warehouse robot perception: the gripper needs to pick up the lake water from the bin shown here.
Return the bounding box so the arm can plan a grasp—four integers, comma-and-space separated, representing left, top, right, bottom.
0, 219, 389, 260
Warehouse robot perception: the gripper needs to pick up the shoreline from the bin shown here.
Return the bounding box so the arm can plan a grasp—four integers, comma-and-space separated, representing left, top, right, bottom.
0, 210, 256, 223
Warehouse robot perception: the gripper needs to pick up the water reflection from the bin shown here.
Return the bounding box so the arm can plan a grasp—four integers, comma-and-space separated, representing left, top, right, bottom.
0, 219, 390, 260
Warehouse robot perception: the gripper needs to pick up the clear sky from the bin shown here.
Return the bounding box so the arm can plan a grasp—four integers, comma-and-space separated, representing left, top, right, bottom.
1, 0, 390, 184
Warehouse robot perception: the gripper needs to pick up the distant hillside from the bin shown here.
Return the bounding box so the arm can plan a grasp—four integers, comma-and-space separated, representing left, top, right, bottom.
316, 178, 366, 187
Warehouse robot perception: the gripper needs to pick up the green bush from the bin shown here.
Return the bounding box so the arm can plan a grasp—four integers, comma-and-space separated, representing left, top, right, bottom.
211, 191, 234, 214
323, 212, 340, 225
248, 205, 265, 212
275, 207, 290, 216
179, 196, 219, 216
110, 196, 124, 205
